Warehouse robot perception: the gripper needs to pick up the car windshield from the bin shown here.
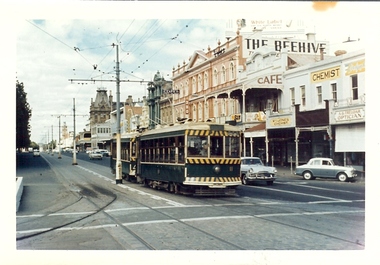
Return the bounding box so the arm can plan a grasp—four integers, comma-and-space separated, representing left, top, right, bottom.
243, 158, 263, 165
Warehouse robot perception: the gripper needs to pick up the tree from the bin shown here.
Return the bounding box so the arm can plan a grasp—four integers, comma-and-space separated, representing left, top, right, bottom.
16, 81, 32, 149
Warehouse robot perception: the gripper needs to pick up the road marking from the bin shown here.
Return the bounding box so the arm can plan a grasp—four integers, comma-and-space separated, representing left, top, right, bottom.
255, 209, 365, 218
76, 165, 186, 207
180, 215, 252, 222
48, 211, 96, 216
249, 185, 349, 201
17, 209, 366, 235
278, 181, 363, 194
123, 219, 178, 226
17, 214, 44, 218
105, 207, 149, 213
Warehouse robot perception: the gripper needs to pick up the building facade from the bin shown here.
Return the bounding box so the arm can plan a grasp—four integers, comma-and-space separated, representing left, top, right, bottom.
89, 88, 113, 149
268, 49, 365, 170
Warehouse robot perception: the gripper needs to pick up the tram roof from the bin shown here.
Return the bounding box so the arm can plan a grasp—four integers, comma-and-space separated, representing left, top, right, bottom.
140, 121, 241, 138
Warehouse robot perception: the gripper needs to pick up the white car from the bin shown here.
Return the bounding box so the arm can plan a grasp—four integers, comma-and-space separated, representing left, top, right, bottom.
33, 149, 40, 157
89, 151, 103, 160
241, 157, 277, 185
295, 157, 357, 182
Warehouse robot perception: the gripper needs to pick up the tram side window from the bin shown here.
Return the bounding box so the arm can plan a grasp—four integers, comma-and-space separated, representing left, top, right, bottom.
210, 136, 223, 157
187, 136, 208, 156
131, 141, 136, 157
178, 136, 185, 162
225, 136, 239, 158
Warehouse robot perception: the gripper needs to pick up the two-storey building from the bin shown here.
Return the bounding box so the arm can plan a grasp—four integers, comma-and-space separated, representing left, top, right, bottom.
268, 49, 365, 171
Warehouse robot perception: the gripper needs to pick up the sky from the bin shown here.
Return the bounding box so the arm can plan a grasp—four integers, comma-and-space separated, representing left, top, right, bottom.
11, 1, 372, 145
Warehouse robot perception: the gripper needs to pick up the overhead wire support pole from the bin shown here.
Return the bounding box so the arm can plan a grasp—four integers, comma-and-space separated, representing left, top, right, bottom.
68, 43, 151, 184
72, 98, 78, 165
51, 115, 63, 159
115, 43, 122, 184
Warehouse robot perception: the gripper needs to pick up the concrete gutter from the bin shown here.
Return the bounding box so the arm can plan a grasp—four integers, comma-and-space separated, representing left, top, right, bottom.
16, 177, 23, 212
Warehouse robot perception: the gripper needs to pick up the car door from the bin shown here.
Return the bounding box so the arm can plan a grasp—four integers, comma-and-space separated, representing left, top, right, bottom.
309, 159, 322, 177
320, 159, 334, 178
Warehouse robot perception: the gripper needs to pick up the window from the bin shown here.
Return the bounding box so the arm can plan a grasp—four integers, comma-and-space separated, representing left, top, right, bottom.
192, 77, 196, 94
351, 75, 358, 100
213, 69, 218, 86
290, 87, 295, 105
225, 136, 240, 158
222, 66, 226, 83
198, 75, 202, 91
331, 83, 337, 102
300, 85, 306, 106
317, 86, 322, 104
187, 135, 208, 157
204, 73, 208, 89
230, 62, 235, 80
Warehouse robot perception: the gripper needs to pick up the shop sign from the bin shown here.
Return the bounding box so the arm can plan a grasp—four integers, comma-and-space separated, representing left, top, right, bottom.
243, 35, 328, 56
258, 74, 282, 85
310, 66, 340, 83
334, 108, 365, 122
270, 117, 291, 127
345, 59, 365, 75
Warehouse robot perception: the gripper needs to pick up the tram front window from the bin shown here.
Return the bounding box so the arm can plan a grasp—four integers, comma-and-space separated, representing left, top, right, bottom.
210, 136, 223, 157
187, 136, 208, 157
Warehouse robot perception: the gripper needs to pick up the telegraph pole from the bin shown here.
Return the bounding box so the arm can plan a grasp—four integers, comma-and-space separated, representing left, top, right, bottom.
72, 98, 78, 165
51, 115, 63, 159
115, 44, 122, 184
51, 125, 54, 156
68, 42, 150, 185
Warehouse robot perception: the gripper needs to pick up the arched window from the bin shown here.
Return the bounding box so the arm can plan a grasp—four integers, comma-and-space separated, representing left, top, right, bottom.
222, 66, 226, 83
198, 75, 202, 91
230, 62, 235, 80
192, 104, 197, 121
192, 77, 196, 94
185, 81, 189, 96
204, 73, 208, 89
198, 102, 203, 121
213, 69, 218, 86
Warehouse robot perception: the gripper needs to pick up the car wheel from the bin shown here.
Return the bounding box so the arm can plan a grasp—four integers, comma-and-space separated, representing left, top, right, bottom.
241, 175, 248, 185
303, 171, 314, 180
337, 172, 348, 182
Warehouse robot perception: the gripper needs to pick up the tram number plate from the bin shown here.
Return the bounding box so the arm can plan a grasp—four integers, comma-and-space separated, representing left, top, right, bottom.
210, 183, 226, 188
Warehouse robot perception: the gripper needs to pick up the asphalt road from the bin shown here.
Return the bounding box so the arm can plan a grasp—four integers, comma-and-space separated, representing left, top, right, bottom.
14, 151, 369, 264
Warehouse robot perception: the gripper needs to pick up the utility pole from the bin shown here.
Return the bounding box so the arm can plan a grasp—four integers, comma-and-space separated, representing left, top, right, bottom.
69, 43, 150, 184
51, 125, 54, 156
72, 98, 78, 165
51, 115, 63, 159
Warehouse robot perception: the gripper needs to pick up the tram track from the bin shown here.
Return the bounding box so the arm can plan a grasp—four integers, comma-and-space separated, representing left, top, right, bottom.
17, 153, 365, 250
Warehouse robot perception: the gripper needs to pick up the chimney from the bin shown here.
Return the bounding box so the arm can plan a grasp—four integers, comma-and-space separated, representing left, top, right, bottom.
320, 47, 325, 60
306, 33, 316, 41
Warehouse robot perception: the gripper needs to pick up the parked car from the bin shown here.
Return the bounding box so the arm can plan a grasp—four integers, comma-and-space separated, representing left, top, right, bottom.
240, 157, 277, 185
89, 151, 103, 160
33, 149, 40, 157
295, 157, 357, 182
98, 149, 110, 157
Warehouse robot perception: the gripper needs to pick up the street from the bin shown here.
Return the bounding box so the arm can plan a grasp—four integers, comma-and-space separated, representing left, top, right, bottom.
16, 151, 365, 252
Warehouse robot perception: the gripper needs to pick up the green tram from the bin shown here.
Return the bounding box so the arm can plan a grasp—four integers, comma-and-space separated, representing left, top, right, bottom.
110, 131, 139, 181
111, 122, 242, 195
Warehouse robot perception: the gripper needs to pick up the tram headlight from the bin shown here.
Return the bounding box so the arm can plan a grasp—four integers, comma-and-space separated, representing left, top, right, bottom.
213, 165, 221, 174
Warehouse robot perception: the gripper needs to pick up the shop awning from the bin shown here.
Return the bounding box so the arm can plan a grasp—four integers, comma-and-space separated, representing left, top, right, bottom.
244, 123, 266, 138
